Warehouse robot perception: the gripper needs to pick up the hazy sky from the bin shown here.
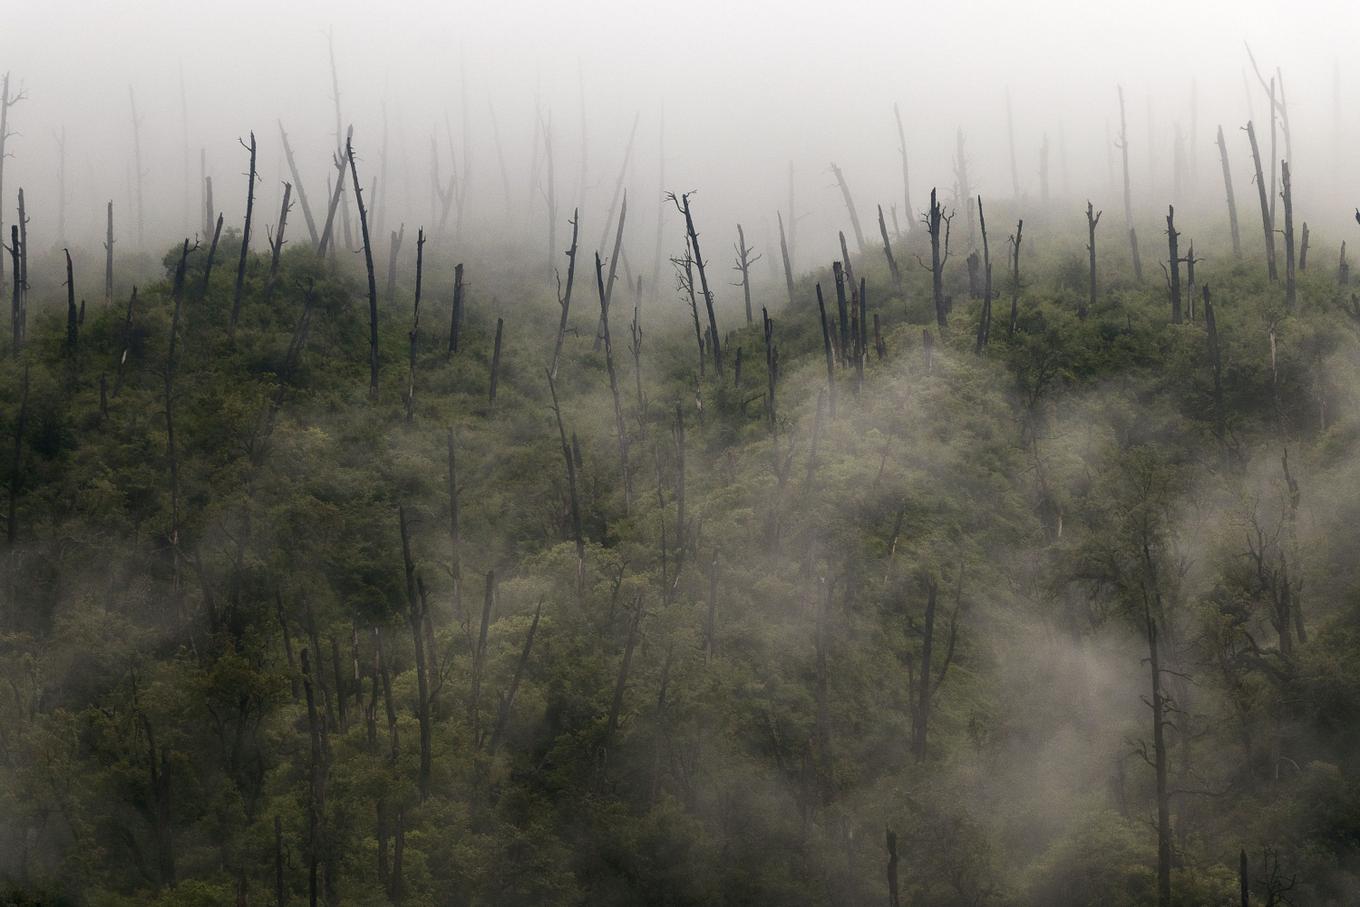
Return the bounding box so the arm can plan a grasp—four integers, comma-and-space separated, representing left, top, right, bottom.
2, 0, 1357, 265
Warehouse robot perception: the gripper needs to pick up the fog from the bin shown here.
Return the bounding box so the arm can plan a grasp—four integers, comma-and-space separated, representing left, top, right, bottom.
3, 0, 1358, 270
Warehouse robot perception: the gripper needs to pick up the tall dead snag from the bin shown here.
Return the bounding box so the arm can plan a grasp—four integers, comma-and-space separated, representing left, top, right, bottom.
954, 130, 975, 247
165, 241, 192, 624
919, 188, 952, 329
229, 132, 258, 337
1246, 121, 1278, 280
829, 162, 868, 254
1165, 207, 1183, 324
975, 197, 993, 352
0, 74, 25, 303
1116, 86, 1143, 281
1006, 89, 1021, 199
405, 229, 426, 422
318, 127, 352, 258
104, 201, 115, 305
833, 261, 849, 359
878, 205, 901, 291
1299, 222, 1309, 271
385, 224, 404, 305
278, 121, 320, 246
1085, 202, 1102, 319
674, 238, 705, 376
1281, 161, 1296, 310
734, 224, 759, 324
447, 263, 465, 356
595, 252, 632, 510
550, 210, 579, 379
670, 192, 722, 375
1216, 126, 1241, 258
489, 317, 504, 405
893, 103, 913, 232
264, 182, 292, 304
7, 228, 19, 353
398, 507, 432, 801
547, 369, 586, 585
346, 135, 381, 395
488, 599, 542, 756
593, 191, 628, 351
63, 249, 79, 353
1008, 220, 1024, 336
203, 171, 214, 241
777, 211, 796, 307
16, 192, 27, 327
112, 288, 137, 396
816, 285, 836, 419
1205, 287, 1225, 451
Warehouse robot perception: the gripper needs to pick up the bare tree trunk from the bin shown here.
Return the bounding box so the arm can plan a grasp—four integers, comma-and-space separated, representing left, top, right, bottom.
1166, 206, 1183, 324
1246, 121, 1278, 280
547, 370, 586, 583
777, 211, 796, 306
63, 249, 79, 353
829, 162, 868, 254
976, 197, 993, 351
1205, 287, 1225, 453
735, 224, 757, 323
550, 210, 579, 379
672, 192, 722, 375
346, 135, 381, 395
1299, 222, 1309, 271
1085, 201, 1102, 319
923, 188, 952, 329
1008, 221, 1024, 336
489, 317, 504, 405
201, 214, 224, 297
405, 229, 425, 422
104, 201, 115, 305
448, 263, 465, 356
1146, 611, 1172, 907
0, 75, 23, 304
1216, 126, 1241, 258
817, 285, 836, 419
1117, 86, 1142, 281
265, 182, 292, 304
1006, 89, 1021, 199
112, 288, 137, 397
318, 129, 351, 258
385, 224, 405, 306
893, 103, 912, 231
878, 205, 901, 290
596, 252, 632, 510
230, 132, 257, 337
1282, 160, 1296, 309
278, 121, 320, 246
129, 87, 145, 248
488, 599, 541, 756
470, 570, 496, 745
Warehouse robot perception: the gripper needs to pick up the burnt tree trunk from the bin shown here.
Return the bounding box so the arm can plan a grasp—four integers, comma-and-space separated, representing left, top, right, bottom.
778, 211, 796, 307
1008, 221, 1024, 336
1282, 160, 1296, 309
550, 209, 579, 379
830, 162, 868, 254
1216, 125, 1241, 258
278, 121, 320, 246
405, 229, 425, 422
1166, 206, 1183, 324
489, 317, 504, 405
448, 263, 465, 355
346, 135, 381, 395
878, 204, 901, 290
923, 188, 951, 329
1085, 202, 1102, 318
230, 132, 257, 337
265, 182, 292, 304
673, 192, 722, 375
1246, 121, 1278, 280
735, 223, 757, 323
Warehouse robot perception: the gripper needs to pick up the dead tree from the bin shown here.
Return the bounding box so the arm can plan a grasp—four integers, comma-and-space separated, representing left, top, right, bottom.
830, 162, 868, 254
15, 192, 26, 325
1216, 126, 1241, 258
596, 253, 632, 510
550, 210, 579, 379
1205, 287, 1225, 450
112, 288, 138, 396
104, 201, 115, 305
1008, 220, 1024, 336
317, 127, 351, 258
278, 121, 320, 246
1164, 207, 1183, 324
1085, 202, 1102, 319
603, 596, 644, 756
919, 188, 953, 328
878, 205, 901, 290
203, 172, 214, 242
670, 192, 722, 375
734, 224, 759, 324
1117, 86, 1143, 281
200, 213, 224, 297
229, 132, 258, 336
674, 238, 705, 376
777, 211, 796, 306
165, 241, 193, 618
346, 135, 381, 395
1246, 121, 1278, 280
593, 191, 628, 350
954, 130, 975, 247
833, 261, 849, 359
63, 249, 79, 353
893, 103, 913, 234
489, 317, 504, 405
887, 829, 902, 907
1281, 161, 1296, 309
1006, 89, 1021, 199
1299, 222, 1309, 271
547, 369, 586, 582
817, 285, 836, 419
6, 228, 18, 354
405, 229, 426, 422
975, 197, 993, 352
448, 263, 466, 355
762, 307, 777, 426
264, 182, 292, 304
469, 570, 496, 744
385, 223, 405, 306
0, 74, 24, 302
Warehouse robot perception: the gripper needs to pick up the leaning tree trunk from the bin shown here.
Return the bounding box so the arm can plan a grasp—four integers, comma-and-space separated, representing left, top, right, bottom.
1215, 125, 1241, 258
674, 192, 722, 375
549, 210, 579, 379
777, 211, 796, 307
878, 205, 901, 291
278, 121, 320, 246
829, 162, 868, 254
